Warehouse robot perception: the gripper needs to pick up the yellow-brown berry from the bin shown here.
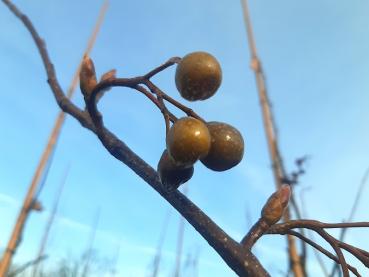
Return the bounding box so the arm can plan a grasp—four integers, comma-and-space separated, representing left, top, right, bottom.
166, 117, 211, 167
200, 122, 244, 171
175, 52, 222, 101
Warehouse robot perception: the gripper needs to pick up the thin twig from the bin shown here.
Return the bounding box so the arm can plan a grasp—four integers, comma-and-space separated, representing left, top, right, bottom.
285, 231, 360, 277
331, 166, 369, 276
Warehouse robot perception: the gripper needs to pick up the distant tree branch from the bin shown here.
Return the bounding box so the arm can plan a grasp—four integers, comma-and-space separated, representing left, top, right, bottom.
8, 255, 48, 277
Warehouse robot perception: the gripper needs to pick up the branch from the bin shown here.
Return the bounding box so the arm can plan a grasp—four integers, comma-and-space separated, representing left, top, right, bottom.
266, 220, 369, 277
238, 184, 369, 277
331, 166, 369, 276
6, 2, 369, 277
285, 231, 360, 277
3, 1, 269, 276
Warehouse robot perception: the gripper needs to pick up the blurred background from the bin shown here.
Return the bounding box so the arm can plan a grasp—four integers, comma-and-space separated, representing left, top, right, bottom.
0, 0, 368, 276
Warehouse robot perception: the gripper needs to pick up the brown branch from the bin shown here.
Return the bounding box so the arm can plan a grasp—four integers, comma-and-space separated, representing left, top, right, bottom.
238, 185, 368, 276
315, 229, 349, 277
0, 1, 107, 276
299, 186, 330, 277
85, 79, 270, 277
331, 166, 369, 276
285, 231, 360, 277
6, 1, 369, 277
266, 220, 369, 276
241, 218, 270, 249
3, 1, 270, 276
2, 0, 94, 130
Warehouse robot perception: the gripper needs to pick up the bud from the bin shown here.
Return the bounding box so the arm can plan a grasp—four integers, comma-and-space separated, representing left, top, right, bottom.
80, 55, 97, 97
250, 58, 260, 71
261, 185, 291, 225
30, 200, 43, 212
96, 69, 116, 103
100, 69, 116, 82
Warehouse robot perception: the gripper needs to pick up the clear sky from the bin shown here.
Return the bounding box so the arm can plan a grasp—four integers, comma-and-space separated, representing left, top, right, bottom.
0, 0, 368, 276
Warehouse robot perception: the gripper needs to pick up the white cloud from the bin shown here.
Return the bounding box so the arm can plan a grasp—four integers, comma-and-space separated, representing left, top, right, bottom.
0, 193, 19, 207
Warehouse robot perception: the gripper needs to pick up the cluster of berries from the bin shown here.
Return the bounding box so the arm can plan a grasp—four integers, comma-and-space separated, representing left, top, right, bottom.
158, 52, 245, 190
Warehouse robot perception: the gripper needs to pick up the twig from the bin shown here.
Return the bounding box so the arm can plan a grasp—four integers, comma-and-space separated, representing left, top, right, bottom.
299, 186, 329, 277
285, 231, 360, 277
331, 166, 369, 276
267, 220, 369, 276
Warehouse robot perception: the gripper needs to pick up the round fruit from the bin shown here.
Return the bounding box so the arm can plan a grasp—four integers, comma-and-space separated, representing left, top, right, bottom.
166, 117, 211, 167
157, 150, 194, 191
200, 122, 244, 171
175, 51, 222, 101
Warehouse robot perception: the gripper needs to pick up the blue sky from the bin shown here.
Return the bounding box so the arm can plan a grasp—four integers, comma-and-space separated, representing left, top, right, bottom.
0, 0, 368, 276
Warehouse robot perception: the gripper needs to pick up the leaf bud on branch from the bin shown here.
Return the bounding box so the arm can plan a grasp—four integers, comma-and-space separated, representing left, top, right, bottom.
79, 55, 97, 97
261, 185, 291, 225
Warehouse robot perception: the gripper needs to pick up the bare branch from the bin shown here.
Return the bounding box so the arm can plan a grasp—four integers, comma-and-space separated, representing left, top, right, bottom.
267, 220, 369, 276
3, 1, 270, 276
5, 1, 369, 277
285, 231, 360, 277
331, 166, 369, 276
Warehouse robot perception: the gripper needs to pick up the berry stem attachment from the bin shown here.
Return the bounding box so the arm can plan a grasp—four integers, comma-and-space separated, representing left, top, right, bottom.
145, 80, 204, 122
144, 57, 181, 79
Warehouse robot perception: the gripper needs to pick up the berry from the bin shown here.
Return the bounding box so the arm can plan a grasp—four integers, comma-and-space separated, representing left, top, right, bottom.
157, 150, 194, 191
175, 51, 222, 101
200, 122, 244, 171
166, 117, 211, 167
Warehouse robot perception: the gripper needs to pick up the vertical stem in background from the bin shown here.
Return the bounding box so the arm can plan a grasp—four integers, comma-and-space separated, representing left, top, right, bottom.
81, 208, 101, 277
110, 238, 122, 277
174, 186, 188, 277
240, 0, 305, 276
151, 209, 171, 277
0, 2, 108, 276
31, 166, 69, 277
